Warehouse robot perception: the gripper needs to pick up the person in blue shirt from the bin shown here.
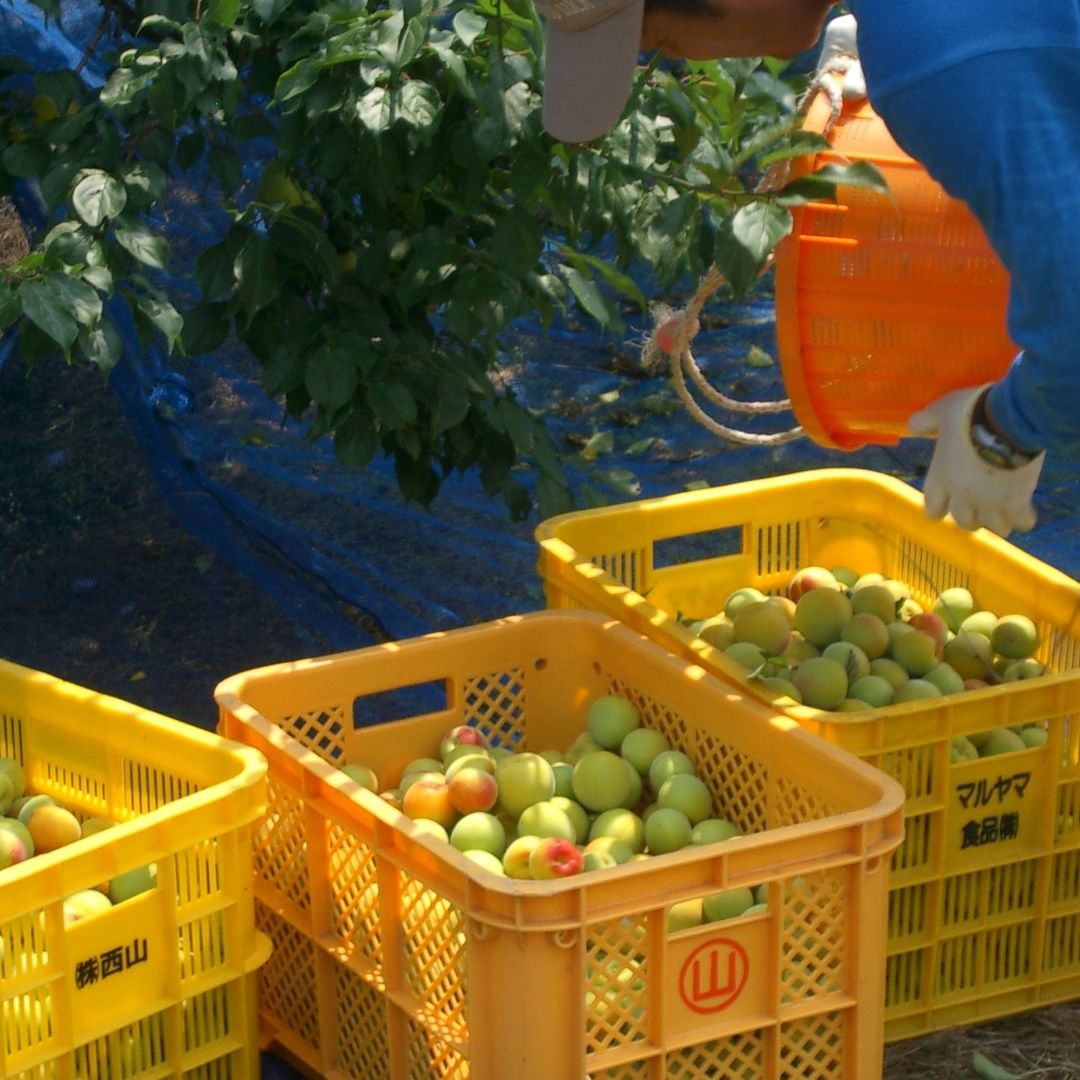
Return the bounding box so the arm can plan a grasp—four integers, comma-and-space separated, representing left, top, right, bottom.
535, 0, 1080, 537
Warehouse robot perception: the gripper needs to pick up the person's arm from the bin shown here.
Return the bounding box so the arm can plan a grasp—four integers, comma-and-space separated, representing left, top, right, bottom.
868, 47, 1080, 533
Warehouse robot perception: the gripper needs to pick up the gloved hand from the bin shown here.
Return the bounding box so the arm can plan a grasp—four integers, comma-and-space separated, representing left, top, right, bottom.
814, 14, 866, 101
908, 384, 1044, 536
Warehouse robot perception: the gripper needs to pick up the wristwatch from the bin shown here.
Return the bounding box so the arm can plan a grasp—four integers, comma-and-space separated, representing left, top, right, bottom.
968, 389, 1040, 470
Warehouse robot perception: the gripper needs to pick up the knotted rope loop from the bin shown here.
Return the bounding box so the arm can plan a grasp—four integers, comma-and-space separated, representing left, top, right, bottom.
641, 267, 805, 446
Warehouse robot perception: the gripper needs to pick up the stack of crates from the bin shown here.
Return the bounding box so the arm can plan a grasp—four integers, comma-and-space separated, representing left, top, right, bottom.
0, 659, 269, 1078
535, 467, 1080, 1040
216, 610, 905, 1080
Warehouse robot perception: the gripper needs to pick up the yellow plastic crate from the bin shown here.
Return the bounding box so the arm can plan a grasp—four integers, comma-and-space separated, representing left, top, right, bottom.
215, 610, 903, 1080
0, 659, 270, 1078
534, 467, 1080, 1041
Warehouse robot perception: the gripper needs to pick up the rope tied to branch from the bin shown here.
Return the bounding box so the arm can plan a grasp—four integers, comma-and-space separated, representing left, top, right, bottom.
639, 43, 864, 448
641, 267, 805, 446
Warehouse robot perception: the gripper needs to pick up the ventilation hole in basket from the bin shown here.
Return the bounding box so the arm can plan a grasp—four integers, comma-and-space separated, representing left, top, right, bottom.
337, 966, 393, 1077
533, 657, 548, 672
886, 950, 923, 1009
1043, 911, 1080, 972
779, 1011, 844, 1079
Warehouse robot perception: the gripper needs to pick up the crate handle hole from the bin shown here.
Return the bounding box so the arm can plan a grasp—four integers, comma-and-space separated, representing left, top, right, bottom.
352, 679, 450, 728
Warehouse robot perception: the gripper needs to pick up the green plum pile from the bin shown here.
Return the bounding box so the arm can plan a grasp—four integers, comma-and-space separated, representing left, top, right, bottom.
0, 755, 156, 925
342, 696, 753, 913
686, 567, 1054, 722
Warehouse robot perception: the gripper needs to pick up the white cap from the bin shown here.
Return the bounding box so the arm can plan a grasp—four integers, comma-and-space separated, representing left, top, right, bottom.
535, 0, 645, 143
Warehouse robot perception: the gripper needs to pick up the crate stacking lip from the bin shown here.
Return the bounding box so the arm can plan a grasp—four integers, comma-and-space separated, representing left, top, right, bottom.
773, 86, 1016, 450
0, 659, 270, 1079
215, 610, 904, 1080
534, 467, 1080, 1041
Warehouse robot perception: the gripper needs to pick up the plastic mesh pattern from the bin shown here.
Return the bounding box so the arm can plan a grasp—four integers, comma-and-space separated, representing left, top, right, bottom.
584, 917, 649, 1055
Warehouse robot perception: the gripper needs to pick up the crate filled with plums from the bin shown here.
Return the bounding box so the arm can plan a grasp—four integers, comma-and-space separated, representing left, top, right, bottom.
215, 610, 904, 1080
0, 658, 269, 1078
535, 467, 1080, 1040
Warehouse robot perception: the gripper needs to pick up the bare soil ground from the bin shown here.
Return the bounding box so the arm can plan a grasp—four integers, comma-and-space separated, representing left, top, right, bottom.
1, 197, 1077, 1079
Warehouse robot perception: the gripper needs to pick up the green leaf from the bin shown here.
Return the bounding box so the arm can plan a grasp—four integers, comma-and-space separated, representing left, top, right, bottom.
138, 14, 181, 36
209, 143, 244, 195
275, 60, 319, 104
561, 267, 610, 326
79, 318, 123, 372
233, 235, 280, 318
636, 193, 698, 271
45, 273, 102, 327
582, 430, 614, 458
196, 229, 246, 299
252, 0, 291, 24
136, 293, 183, 352
396, 17, 426, 67
819, 159, 889, 193
594, 465, 641, 499
714, 201, 792, 296
0, 284, 18, 329
452, 9, 487, 46
394, 452, 440, 506
305, 342, 359, 412
35, 70, 81, 112
2, 142, 51, 180
356, 86, 391, 132
756, 129, 831, 168
370, 381, 417, 430
398, 81, 440, 130
775, 160, 889, 206
83, 265, 114, 293
430, 374, 471, 436
495, 398, 536, 455
334, 409, 379, 468
262, 347, 305, 397
536, 470, 573, 520
269, 212, 341, 284
42, 222, 93, 264
181, 301, 231, 354
19, 280, 79, 351
312, 124, 354, 180
72, 170, 127, 227
375, 10, 406, 64
119, 162, 168, 207
579, 255, 647, 311
206, 0, 241, 26
489, 209, 542, 279
113, 218, 168, 270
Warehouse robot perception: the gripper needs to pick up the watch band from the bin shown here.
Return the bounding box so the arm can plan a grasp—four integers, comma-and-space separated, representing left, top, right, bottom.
968, 389, 1040, 470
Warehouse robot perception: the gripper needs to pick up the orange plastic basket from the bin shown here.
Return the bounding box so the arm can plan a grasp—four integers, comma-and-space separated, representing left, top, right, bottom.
535, 469, 1080, 1041
216, 611, 904, 1080
773, 87, 1016, 449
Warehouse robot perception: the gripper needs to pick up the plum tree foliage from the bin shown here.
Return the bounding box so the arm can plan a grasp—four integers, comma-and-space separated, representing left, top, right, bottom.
0, 0, 884, 519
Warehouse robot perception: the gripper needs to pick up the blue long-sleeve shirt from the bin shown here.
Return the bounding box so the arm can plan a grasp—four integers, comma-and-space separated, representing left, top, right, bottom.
845, 0, 1080, 457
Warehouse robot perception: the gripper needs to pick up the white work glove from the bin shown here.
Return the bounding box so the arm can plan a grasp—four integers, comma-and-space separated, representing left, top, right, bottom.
814, 14, 866, 101
908, 385, 1044, 536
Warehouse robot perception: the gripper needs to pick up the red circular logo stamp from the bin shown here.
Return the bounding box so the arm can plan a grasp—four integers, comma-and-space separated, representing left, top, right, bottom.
678, 937, 751, 1014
